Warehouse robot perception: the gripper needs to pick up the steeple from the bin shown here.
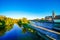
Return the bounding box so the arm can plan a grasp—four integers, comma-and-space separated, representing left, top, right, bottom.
52, 11, 55, 19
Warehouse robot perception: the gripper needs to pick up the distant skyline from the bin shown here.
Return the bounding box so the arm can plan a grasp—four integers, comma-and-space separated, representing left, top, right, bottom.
0, 0, 60, 19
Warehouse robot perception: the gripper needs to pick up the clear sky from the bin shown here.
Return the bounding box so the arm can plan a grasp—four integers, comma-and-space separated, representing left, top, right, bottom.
0, 0, 60, 19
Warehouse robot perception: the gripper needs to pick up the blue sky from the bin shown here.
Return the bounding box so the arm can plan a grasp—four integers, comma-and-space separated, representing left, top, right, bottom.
0, 0, 60, 19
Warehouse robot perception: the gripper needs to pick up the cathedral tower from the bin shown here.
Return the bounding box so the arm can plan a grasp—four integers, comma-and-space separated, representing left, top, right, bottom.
52, 11, 55, 19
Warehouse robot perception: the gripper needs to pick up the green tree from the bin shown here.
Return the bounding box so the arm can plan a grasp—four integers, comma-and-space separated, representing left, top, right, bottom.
0, 20, 5, 31
17, 20, 23, 27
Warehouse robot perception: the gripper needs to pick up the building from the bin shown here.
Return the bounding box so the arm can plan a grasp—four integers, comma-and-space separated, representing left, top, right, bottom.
45, 11, 60, 22
45, 16, 52, 21
54, 15, 60, 19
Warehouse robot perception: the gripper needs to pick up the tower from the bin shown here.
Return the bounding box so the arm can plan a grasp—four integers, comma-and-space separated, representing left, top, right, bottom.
52, 11, 55, 22
52, 11, 55, 19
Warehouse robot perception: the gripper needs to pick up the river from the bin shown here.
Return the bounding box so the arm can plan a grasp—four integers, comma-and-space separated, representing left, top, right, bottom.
0, 24, 44, 40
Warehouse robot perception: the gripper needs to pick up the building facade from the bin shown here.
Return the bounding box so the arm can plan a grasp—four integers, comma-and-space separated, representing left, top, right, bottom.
45, 11, 60, 22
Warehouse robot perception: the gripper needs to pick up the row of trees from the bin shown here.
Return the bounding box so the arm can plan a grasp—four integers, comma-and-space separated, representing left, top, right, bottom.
0, 16, 30, 26
17, 18, 30, 27
0, 16, 30, 36
0, 16, 38, 36
0, 16, 14, 36
0, 16, 30, 30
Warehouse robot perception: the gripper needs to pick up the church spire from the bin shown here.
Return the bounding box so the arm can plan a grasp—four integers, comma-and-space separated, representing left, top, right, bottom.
52, 11, 55, 19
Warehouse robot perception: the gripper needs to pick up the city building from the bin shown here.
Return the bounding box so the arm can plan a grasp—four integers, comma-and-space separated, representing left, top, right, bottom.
45, 11, 60, 22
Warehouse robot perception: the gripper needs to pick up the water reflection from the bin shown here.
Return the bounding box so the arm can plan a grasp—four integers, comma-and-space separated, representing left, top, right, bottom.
0, 24, 14, 36
0, 28, 6, 36
5, 25, 14, 31
0, 24, 45, 40
0, 20, 54, 40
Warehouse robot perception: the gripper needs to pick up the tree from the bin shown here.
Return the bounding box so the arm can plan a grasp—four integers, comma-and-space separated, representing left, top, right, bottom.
17, 19, 23, 27
0, 20, 5, 31
22, 18, 29, 24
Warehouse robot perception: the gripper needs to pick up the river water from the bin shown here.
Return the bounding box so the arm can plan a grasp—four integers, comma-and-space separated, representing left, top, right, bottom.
0, 24, 44, 40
